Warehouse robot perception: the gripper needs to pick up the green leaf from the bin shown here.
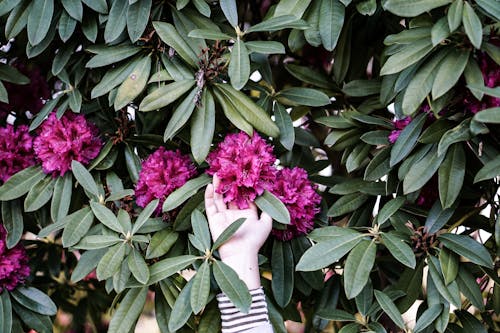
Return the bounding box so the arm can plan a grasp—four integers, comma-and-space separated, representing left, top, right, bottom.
128, 248, 149, 284
104, 0, 128, 43
456, 266, 484, 310
214, 83, 280, 137
374, 290, 405, 329
380, 39, 434, 75
424, 200, 455, 234
228, 38, 249, 90
273, 103, 295, 150
62, 207, 94, 247
1, 200, 23, 248
272, 241, 294, 307
212, 218, 246, 251
318, 0, 345, 51
327, 192, 369, 217
212, 87, 253, 135
364, 146, 392, 181
82, 12, 98, 42
0, 63, 30, 84
198, 304, 221, 333
246, 15, 310, 33
27, 0, 53, 45
277, 87, 330, 107
153, 22, 198, 67
438, 233, 493, 267
91, 56, 143, 98
390, 113, 426, 166
382, 0, 452, 17
0, 291, 12, 333
85, 45, 141, 68
0, 166, 45, 201
11, 287, 57, 316
447, 0, 463, 31
148, 255, 198, 284
132, 199, 158, 234
475, 0, 500, 21
191, 89, 215, 163
437, 119, 472, 156
71, 160, 99, 197
82, 0, 108, 13
245, 41, 286, 54
285, 64, 333, 89
24, 176, 55, 212
168, 279, 194, 331
52, 42, 75, 76
473, 107, 500, 124
127, 0, 152, 42
438, 144, 465, 208
432, 49, 469, 99
190, 261, 211, 314
146, 229, 179, 259
90, 201, 124, 234
108, 287, 148, 333
296, 231, 363, 271
96, 242, 126, 280
11, 303, 52, 333
255, 190, 290, 224
0, 0, 21, 17
462, 1, 482, 49
413, 304, 442, 333
191, 210, 211, 251
474, 155, 500, 183
439, 247, 458, 285
188, 29, 232, 40
342, 80, 381, 97
403, 145, 445, 194
73, 235, 122, 250
345, 142, 370, 172
355, 282, 373, 316
61, 0, 82, 21
163, 174, 211, 211
71, 249, 106, 282
380, 233, 415, 269
464, 58, 485, 100
139, 79, 195, 111
431, 17, 450, 46
455, 310, 487, 333
58, 8, 76, 42
344, 240, 376, 299
429, 257, 461, 306
274, 0, 312, 18
220, 0, 238, 26
213, 260, 251, 312
164, 87, 198, 141
114, 55, 151, 110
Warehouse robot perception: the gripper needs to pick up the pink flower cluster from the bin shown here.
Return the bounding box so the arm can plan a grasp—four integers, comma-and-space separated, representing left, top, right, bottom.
388, 117, 412, 144
207, 132, 277, 209
135, 148, 197, 209
0, 125, 36, 183
0, 225, 30, 293
270, 168, 322, 241
207, 132, 322, 240
34, 112, 102, 177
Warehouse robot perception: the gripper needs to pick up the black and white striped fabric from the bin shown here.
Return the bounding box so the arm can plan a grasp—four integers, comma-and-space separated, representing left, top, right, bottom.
217, 287, 273, 333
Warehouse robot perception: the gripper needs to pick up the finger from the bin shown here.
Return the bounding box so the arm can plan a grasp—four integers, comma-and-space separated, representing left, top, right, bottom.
204, 183, 218, 217
247, 201, 258, 214
213, 174, 227, 212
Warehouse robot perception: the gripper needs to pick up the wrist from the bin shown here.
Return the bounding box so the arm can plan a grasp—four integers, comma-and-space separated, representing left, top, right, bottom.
219, 251, 261, 289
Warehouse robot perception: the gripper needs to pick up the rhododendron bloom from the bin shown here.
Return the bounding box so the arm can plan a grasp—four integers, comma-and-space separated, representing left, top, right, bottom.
135, 148, 196, 209
33, 112, 102, 176
270, 167, 322, 241
388, 117, 412, 144
0, 225, 30, 293
207, 132, 277, 209
0, 124, 36, 183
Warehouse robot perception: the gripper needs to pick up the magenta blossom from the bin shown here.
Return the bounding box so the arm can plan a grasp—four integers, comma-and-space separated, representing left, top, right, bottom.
135, 148, 197, 210
33, 112, 101, 177
0, 125, 36, 183
270, 167, 322, 241
388, 117, 412, 144
207, 132, 277, 209
0, 224, 30, 293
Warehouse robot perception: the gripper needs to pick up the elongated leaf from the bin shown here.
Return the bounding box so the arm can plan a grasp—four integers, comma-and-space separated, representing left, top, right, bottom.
427, 256, 461, 307
114, 55, 151, 110
85, 45, 141, 68
164, 87, 198, 141
219, 0, 238, 26
327, 192, 369, 217
344, 240, 376, 299
296, 232, 364, 271
82, 0, 107, 13
127, 0, 152, 42
272, 241, 294, 307
380, 39, 434, 75
456, 310, 487, 333
438, 144, 465, 208
5, 1, 30, 40
139, 79, 195, 111
213, 260, 251, 312
381, 233, 415, 268
189, 211, 210, 249
277, 87, 330, 107
163, 174, 211, 211
437, 119, 472, 156
0, 291, 12, 333
212, 218, 246, 250
390, 113, 426, 166
462, 2, 482, 49
108, 287, 148, 333
11, 287, 57, 316
146, 228, 179, 259
413, 304, 442, 333
188, 29, 232, 40
474, 155, 500, 183
148, 255, 198, 284
228, 38, 250, 90
439, 247, 458, 285
318, 0, 344, 51
104, 0, 127, 43
432, 49, 469, 99
403, 145, 445, 194
128, 248, 149, 284
273, 103, 295, 150
90, 202, 124, 234
438, 233, 493, 267
424, 200, 455, 234
212, 87, 253, 135
0, 166, 45, 201
61, 207, 94, 247
1, 200, 23, 248
24, 176, 55, 212
364, 146, 392, 181
96, 242, 126, 280
382, 0, 452, 17
71, 249, 106, 282
61, 0, 82, 21
91, 56, 143, 98
190, 261, 211, 314
245, 41, 285, 54
456, 266, 484, 310
153, 22, 198, 67
447, 0, 463, 31
431, 17, 450, 46
168, 279, 194, 331
255, 190, 290, 224
246, 15, 309, 33
191, 89, 215, 163
374, 290, 405, 329
12, 302, 52, 333
74, 235, 122, 250
27, 0, 53, 45
475, 0, 500, 21
473, 107, 500, 124
132, 199, 158, 234
0, 0, 21, 17
72, 160, 99, 197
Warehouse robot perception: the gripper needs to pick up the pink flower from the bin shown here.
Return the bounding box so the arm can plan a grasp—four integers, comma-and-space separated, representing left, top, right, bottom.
0, 224, 30, 293
33, 112, 102, 177
270, 167, 322, 241
135, 148, 196, 209
388, 117, 412, 144
207, 132, 277, 209
0, 125, 36, 183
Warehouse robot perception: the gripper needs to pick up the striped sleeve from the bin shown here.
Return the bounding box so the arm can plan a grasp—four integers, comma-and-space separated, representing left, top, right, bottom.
217, 287, 273, 333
